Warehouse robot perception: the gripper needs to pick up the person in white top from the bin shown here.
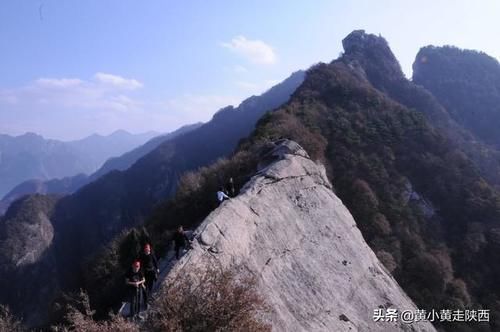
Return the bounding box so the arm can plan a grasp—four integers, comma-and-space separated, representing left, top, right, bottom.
217, 187, 230, 204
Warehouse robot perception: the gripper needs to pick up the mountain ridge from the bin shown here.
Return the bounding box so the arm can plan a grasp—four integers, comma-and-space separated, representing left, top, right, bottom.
413, 45, 500, 149
0, 130, 159, 198
164, 139, 436, 331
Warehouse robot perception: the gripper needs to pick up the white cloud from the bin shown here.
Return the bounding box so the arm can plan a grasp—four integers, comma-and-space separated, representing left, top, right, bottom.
221, 35, 277, 65
94, 72, 143, 90
0, 73, 144, 113
0, 73, 244, 139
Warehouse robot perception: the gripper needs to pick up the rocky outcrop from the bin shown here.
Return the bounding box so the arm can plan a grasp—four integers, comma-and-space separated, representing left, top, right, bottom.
0, 194, 60, 326
341, 30, 404, 82
166, 140, 436, 332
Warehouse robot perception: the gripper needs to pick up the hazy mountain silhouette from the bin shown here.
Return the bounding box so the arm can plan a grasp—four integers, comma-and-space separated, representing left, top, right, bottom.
0, 123, 202, 215
0, 130, 158, 198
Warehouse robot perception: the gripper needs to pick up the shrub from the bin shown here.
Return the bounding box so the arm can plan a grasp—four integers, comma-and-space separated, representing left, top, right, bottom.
144, 265, 271, 332
376, 250, 397, 273
0, 305, 24, 332
50, 290, 138, 332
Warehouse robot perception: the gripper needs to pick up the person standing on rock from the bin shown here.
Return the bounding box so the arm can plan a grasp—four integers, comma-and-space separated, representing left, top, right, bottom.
125, 260, 146, 318
140, 243, 159, 306
217, 187, 230, 205
227, 177, 236, 197
173, 225, 191, 259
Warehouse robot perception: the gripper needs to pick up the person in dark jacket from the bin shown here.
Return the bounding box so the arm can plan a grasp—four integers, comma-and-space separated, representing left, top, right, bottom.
173, 225, 190, 259
125, 260, 145, 318
140, 243, 159, 305
227, 177, 236, 197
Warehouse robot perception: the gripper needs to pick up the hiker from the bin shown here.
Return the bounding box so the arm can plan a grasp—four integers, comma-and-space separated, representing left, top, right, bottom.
217, 187, 230, 204
140, 243, 159, 305
227, 177, 236, 197
125, 260, 146, 318
173, 225, 190, 259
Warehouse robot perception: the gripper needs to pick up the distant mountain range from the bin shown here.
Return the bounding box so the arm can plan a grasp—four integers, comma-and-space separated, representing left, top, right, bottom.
0, 130, 159, 198
0, 123, 202, 215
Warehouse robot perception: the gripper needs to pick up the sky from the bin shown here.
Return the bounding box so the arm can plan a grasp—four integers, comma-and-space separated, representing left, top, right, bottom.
1, 0, 499, 140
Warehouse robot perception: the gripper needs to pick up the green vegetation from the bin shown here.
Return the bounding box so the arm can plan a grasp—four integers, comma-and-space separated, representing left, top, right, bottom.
414, 46, 500, 148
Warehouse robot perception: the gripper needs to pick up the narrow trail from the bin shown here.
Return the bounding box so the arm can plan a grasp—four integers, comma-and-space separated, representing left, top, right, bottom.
117, 231, 195, 319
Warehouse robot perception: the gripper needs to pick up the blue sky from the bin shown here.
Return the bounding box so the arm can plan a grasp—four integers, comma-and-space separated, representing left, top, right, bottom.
1, 0, 499, 140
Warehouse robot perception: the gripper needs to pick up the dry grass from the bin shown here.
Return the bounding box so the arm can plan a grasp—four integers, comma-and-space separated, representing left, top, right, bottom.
0, 305, 25, 332
144, 265, 271, 332
50, 290, 139, 332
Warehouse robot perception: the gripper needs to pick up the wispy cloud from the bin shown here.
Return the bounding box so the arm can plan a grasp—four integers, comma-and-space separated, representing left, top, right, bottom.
94, 72, 143, 90
0, 73, 243, 139
0, 72, 144, 113
221, 35, 277, 65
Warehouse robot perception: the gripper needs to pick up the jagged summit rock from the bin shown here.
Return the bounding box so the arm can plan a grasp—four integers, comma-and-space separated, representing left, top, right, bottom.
342, 30, 389, 54
165, 140, 436, 332
341, 29, 404, 80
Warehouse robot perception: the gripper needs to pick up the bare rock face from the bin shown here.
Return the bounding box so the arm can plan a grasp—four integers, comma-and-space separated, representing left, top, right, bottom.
166, 140, 436, 331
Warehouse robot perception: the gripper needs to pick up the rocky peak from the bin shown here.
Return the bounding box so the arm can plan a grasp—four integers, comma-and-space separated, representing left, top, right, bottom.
341, 30, 405, 81
165, 140, 436, 331
342, 30, 387, 54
